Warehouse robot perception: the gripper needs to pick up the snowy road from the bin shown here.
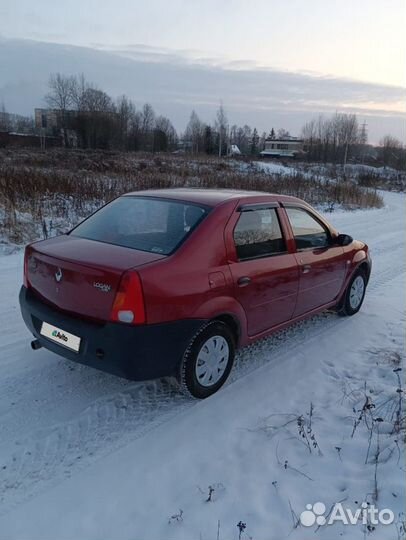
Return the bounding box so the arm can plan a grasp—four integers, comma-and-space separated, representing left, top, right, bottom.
0, 191, 404, 540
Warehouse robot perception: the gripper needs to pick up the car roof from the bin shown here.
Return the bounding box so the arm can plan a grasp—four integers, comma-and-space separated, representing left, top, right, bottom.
123, 188, 304, 207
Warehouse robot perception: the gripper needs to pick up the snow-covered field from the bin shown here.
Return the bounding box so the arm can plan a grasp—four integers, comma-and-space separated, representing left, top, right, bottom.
0, 191, 404, 540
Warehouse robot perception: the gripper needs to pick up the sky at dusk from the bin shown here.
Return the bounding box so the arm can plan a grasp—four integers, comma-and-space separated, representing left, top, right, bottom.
1, 0, 405, 142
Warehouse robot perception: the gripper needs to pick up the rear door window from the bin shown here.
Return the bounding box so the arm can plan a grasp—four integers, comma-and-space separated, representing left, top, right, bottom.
233, 208, 286, 260
71, 196, 209, 254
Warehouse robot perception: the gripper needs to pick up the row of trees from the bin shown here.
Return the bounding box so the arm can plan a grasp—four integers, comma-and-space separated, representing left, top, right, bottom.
301, 113, 405, 169
2, 72, 404, 169
301, 113, 367, 165
184, 108, 265, 156
46, 73, 297, 156
45, 73, 177, 151
379, 135, 406, 170
45, 74, 281, 157
184, 108, 292, 157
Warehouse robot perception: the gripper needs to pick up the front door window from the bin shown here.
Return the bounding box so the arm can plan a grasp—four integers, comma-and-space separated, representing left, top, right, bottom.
286, 207, 330, 250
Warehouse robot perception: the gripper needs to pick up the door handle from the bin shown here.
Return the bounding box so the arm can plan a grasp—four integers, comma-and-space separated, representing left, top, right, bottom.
302, 264, 312, 274
237, 276, 251, 287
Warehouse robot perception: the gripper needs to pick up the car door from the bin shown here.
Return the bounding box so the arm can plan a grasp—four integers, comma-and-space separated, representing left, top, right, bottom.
228, 204, 299, 337
284, 205, 346, 317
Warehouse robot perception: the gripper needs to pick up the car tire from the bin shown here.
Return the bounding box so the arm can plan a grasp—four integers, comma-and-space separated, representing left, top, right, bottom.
179, 321, 235, 399
337, 269, 367, 317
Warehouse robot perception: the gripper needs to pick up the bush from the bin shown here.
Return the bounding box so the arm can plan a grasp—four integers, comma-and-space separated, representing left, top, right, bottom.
0, 149, 384, 245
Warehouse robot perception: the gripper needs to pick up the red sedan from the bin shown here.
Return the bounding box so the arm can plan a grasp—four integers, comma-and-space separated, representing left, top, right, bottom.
20, 189, 371, 398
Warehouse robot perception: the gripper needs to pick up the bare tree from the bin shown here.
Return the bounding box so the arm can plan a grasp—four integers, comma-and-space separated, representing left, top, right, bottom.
129, 109, 143, 150
358, 121, 368, 163
140, 103, 155, 151
81, 87, 114, 112
215, 102, 228, 157
141, 104, 155, 133
317, 115, 333, 162
251, 128, 259, 155
154, 115, 178, 151
73, 84, 116, 149
234, 125, 252, 155
45, 73, 75, 111
45, 73, 76, 145
0, 102, 10, 131
379, 135, 404, 169
301, 119, 317, 161
302, 113, 362, 165
337, 113, 358, 169
70, 73, 88, 111
185, 110, 204, 153
116, 95, 135, 149
277, 128, 290, 139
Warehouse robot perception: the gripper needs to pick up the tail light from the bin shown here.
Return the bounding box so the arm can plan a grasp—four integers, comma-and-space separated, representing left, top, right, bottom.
23, 248, 30, 288
110, 271, 146, 325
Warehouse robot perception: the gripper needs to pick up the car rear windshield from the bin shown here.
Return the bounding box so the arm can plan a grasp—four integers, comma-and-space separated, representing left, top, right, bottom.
70, 196, 210, 255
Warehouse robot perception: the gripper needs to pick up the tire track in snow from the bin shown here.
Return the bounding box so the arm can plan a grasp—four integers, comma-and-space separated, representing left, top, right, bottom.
0, 193, 404, 515
0, 253, 404, 515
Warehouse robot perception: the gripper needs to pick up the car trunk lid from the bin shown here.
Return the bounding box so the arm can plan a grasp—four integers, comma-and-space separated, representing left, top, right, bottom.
26, 235, 165, 321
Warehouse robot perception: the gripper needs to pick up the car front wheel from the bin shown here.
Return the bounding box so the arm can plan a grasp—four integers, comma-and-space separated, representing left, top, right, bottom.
338, 270, 367, 316
179, 321, 235, 399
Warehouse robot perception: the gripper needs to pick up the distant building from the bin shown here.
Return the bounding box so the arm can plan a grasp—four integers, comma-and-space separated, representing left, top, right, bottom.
260, 136, 305, 159
0, 131, 61, 149
175, 139, 193, 152
35, 108, 78, 146
35, 108, 77, 132
35, 108, 59, 132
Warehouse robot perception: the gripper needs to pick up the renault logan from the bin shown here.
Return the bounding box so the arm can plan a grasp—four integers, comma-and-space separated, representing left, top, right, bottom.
20, 189, 371, 398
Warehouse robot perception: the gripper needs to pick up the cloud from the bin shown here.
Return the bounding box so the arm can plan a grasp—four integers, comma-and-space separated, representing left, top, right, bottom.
0, 38, 404, 142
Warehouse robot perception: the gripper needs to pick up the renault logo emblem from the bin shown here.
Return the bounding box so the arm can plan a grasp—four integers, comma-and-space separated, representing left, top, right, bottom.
55, 268, 63, 282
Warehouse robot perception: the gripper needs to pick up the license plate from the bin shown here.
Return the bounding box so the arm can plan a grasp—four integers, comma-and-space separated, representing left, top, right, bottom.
40, 321, 81, 352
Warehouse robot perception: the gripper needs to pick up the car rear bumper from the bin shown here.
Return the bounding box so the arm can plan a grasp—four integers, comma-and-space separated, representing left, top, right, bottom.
19, 286, 206, 381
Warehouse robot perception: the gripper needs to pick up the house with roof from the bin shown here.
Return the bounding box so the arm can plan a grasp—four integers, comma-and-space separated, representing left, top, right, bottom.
260, 136, 305, 159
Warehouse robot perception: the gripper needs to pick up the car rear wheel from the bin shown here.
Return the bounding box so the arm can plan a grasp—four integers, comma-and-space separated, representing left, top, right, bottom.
179, 321, 235, 399
338, 270, 367, 316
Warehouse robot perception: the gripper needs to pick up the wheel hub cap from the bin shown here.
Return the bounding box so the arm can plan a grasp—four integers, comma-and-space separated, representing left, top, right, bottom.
349, 275, 365, 309
195, 335, 229, 387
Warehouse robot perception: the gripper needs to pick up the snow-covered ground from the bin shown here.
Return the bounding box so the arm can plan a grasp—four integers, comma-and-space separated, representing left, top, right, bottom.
253, 161, 297, 176
0, 191, 404, 540
253, 160, 406, 186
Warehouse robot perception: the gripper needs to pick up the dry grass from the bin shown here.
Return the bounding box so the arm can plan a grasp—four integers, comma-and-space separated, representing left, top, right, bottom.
0, 148, 384, 245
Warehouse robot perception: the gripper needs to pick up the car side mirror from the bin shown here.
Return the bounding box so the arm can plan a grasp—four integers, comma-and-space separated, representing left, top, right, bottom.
335, 233, 353, 246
